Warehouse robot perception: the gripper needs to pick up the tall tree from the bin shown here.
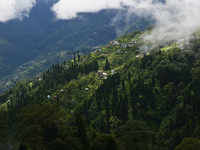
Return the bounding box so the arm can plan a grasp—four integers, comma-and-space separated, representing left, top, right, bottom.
77, 51, 80, 62
17, 102, 82, 150
117, 120, 152, 150
152, 74, 156, 87
74, 53, 76, 63
105, 59, 110, 71
75, 113, 90, 150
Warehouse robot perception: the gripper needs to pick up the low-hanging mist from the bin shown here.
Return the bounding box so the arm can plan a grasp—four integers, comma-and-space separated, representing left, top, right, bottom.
52, 0, 200, 49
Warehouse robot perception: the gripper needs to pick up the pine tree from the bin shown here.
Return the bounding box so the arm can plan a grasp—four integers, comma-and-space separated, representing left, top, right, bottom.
104, 97, 110, 123
116, 72, 120, 85
75, 113, 89, 150
77, 51, 80, 61
122, 80, 125, 90
99, 114, 106, 133
152, 74, 155, 87
95, 93, 101, 111
128, 70, 131, 80
105, 59, 110, 71
74, 53, 76, 63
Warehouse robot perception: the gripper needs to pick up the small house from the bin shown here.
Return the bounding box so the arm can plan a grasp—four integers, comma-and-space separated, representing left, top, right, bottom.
71, 110, 74, 114
6, 100, 11, 104
38, 78, 42, 81
128, 42, 135, 47
64, 65, 69, 68
47, 95, 50, 98
97, 70, 103, 76
111, 70, 115, 74
117, 49, 122, 52
121, 43, 127, 48
85, 88, 89, 91
100, 75, 104, 78
136, 55, 140, 58
103, 73, 107, 76
125, 51, 128, 54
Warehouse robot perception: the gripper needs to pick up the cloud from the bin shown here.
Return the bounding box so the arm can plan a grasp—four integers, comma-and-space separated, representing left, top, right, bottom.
51, 0, 156, 20
51, 0, 200, 49
0, 0, 36, 22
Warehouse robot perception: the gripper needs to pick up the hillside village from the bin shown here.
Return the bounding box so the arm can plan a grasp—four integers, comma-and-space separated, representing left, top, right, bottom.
1, 27, 200, 149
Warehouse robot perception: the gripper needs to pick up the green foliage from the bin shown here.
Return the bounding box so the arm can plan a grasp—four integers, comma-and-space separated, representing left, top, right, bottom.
90, 134, 118, 150
74, 113, 89, 150
175, 138, 200, 150
2, 25, 200, 149
117, 120, 152, 150
17, 102, 82, 150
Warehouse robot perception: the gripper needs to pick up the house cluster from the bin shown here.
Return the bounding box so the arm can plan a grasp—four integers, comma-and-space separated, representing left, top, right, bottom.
100, 54, 108, 56
110, 40, 136, 48
124, 51, 132, 54
97, 70, 108, 79
110, 41, 120, 46
177, 37, 190, 50
64, 65, 69, 68
128, 41, 136, 47
136, 54, 144, 58
92, 49, 102, 54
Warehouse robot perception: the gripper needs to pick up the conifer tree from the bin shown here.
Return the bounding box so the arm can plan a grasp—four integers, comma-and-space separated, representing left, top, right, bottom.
99, 114, 106, 133
75, 113, 89, 150
128, 70, 131, 80
122, 80, 125, 90
74, 53, 76, 63
104, 97, 110, 123
105, 59, 110, 71
152, 74, 156, 87
77, 51, 80, 62
95, 93, 101, 111
116, 72, 120, 85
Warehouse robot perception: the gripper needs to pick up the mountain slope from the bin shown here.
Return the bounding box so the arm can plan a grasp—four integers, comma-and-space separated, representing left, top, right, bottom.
0, 1, 154, 93
1, 28, 200, 149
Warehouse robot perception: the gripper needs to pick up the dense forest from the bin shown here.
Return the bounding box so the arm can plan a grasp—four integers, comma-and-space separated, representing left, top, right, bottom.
1, 27, 200, 150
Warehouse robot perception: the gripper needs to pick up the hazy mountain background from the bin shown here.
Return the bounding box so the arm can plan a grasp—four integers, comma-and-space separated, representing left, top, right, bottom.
0, 0, 154, 93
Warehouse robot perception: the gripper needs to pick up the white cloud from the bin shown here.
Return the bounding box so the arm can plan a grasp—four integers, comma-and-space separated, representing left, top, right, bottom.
0, 0, 36, 22
51, 0, 124, 19
51, 0, 200, 49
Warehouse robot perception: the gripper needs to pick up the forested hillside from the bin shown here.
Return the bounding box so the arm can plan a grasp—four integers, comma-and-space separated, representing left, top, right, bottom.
0, 0, 153, 94
2, 27, 200, 150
